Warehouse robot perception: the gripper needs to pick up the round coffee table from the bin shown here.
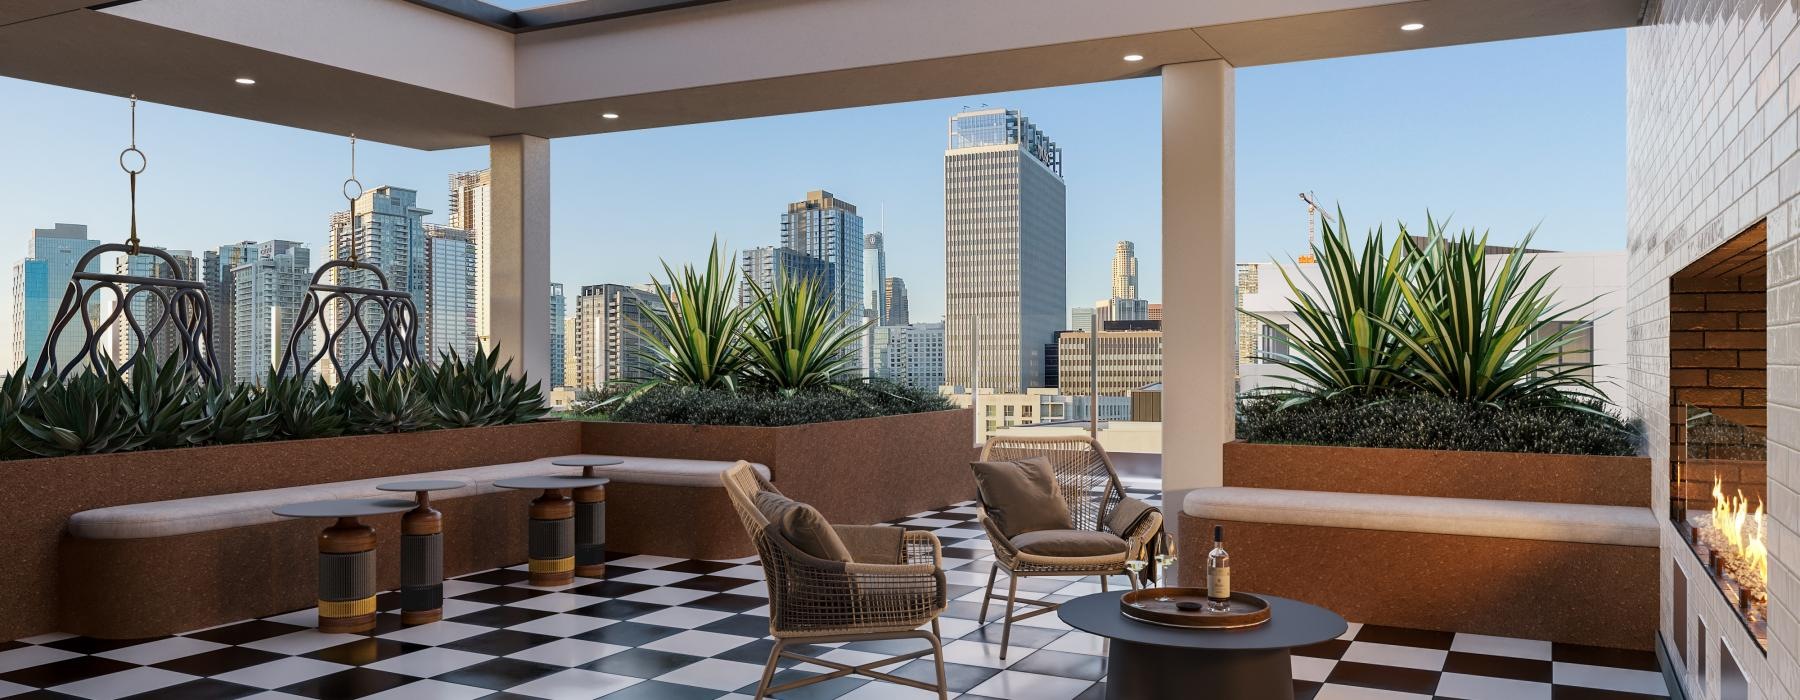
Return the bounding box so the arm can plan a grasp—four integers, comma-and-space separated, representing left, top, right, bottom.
1058, 591, 1347, 700
377, 480, 467, 624
495, 475, 611, 585
550, 456, 625, 478
273, 498, 418, 633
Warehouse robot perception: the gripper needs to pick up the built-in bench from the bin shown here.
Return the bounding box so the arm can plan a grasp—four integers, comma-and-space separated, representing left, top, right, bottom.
1179, 486, 1660, 650
60, 455, 767, 638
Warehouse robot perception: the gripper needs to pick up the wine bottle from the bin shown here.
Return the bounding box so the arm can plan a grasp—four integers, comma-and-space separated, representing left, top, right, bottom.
1206, 525, 1231, 612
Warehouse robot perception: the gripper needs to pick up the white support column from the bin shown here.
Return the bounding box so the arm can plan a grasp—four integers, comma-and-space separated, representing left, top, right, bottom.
488, 134, 552, 383
1160, 60, 1235, 573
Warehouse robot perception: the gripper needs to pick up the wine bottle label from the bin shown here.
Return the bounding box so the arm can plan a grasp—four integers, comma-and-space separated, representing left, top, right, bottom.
1208, 566, 1231, 600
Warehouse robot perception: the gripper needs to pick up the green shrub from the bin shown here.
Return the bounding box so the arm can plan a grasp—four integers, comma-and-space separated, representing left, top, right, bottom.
13, 366, 145, 457
264, 373, 348, 440
416, 346, 550, 428
610, 380, 953, 427
1236, 391, 1637, 456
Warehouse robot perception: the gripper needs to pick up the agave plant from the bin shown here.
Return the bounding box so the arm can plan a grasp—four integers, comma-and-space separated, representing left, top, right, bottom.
346, 369, 432, 434
193, 380, 276, 445
742, 270, 869, 394
263, 372, 348, 440
13, 366, 146, 457
633, 239, 754, 391
1241, 209, 1415, 406
417, 345, 549, 428
127, 351, 209, 450
0, 366, 30, 460
1379, 218, 1604, 408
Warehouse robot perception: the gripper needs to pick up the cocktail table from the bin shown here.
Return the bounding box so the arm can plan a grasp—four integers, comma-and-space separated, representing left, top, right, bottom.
377, 480, 467, 624
272, 498, 417, 633
549, 458, 621, 577
495, 475, 611, 585
1058, 591, 1347, 700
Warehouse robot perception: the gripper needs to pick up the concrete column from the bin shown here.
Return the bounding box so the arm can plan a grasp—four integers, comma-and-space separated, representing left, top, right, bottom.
1160, 60, 1235, 574
488, 134, 552, 383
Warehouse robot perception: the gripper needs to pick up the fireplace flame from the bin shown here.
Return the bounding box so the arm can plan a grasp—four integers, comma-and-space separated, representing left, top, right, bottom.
1711, 474, 1769, 588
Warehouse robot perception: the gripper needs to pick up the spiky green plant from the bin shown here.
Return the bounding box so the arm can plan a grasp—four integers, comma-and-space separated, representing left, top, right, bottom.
633, 238, 754, 391
191, 380, 276, 445
1241, 210, 1415, 407
128, 351, 209, 450
346, 369, 432, 434
263, 372, 348, 440
742, 271, 869, 394
0, 366, 29, 460
418, 346, 549, 428
13, 365, 146, 457
1378, 218, 1604, 408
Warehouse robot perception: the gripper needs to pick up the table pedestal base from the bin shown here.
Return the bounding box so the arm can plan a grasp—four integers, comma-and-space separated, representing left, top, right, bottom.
400, 497, 444, 625
1106, 640, 1293, 700
318, 517, 378, 634
528, 490, 575, 587
574, 485, 606, 578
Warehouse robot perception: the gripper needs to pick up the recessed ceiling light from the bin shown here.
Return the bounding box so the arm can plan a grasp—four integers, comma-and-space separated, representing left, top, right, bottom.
234, 77, 257, 85
1400, 22, 1424, 31
601, 112, 619, 119
1123, 54, 1144, 62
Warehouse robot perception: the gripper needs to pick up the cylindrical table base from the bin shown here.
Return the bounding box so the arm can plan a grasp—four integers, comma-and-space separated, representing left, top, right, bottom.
400, 502, 444, 625
529, 491, 576, 587
1105, 640, 1294, 700
318, 518, 378, 634
574, 485, 607, 578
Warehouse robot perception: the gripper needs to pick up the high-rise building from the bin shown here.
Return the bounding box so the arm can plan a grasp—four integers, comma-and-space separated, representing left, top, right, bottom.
10, 224, 102, 372
571, 283, 665, 390
548, 282, 566, 388
1057, 325, 1164, 397
1147, 303, 1163, 321
203, 241, 260, 379
882, 277, 910, 326
1094, 296, 1149, 323
113, 248, 199, 367
327, 186, 430, 379
448, 170, 492, 349
1070, 307, 1096, 332
422, 224, 478, 362
944, 108, 1066, 393
871, 321, 944, 391
1112, 240, 1139, 300
864, 232, 886, 323
740, 245, 829, 305
781, 190, 864, 317
231, 241, 312, 385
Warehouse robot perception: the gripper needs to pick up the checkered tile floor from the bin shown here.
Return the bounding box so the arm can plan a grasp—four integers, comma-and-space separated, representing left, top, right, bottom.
0, 485, 1669, 699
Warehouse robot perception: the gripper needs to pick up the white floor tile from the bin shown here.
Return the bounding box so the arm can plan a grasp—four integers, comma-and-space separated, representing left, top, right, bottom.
653, 658, 770, 691
1042, 631, 1108, 656
620, 586, 716, 607
259, 608, 320, 628
50, 667, 196, 700
508, 592, 607, 613
1341, 641, 1448, 671
1449, 633, 1553, 661
1434, 672, 1553, 700
95, 636, 228, 665
608, 554, 687, 569
725, 581, 769, 598
440, 580, 496, 597
376, 620, 492, 646
1338, 622, 1363, 641
238, 692, 312, 700
365, 647, 494, 678
354, 679, 493, 700
0, 680, 31, 699
440, 599, 497, 619
1552, 661, 1668, 695
836, 680, 943, 699
930, 617, 982, 640
213, 657, 350, 689
1313, 686, 1433, 700
505, 613, 613, 637
505, 668, 641, 699
505, 638, 627, 666
939, 640, 1020, 669
612, 569, 700, 586
643, 630, 759, 657
16, 633, 74, 645
1292, 655, 1336, 683
901, 518, 958, 528
0, 645, 81, 673
714, 565, 766, 580
240, 629, 362, 655
964, 670, 1094, 700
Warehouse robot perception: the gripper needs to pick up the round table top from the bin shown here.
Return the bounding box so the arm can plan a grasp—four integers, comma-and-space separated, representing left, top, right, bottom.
377, 480, 468, 493
1058, 591, 1347, 652
495, 475, 611, 490
551, 456, 625, 468
274, 498, 419, 519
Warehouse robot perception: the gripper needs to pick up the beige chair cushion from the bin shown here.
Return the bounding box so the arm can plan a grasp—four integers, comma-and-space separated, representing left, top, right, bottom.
970, 456, 1071, 538
1011, 529, 1128, 558
1182, 487, 1659, 547
834, 524, 907, 565
754, 490, 853, 562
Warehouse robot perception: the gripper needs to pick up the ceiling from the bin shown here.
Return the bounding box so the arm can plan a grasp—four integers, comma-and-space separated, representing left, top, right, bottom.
0, 0, 1645, 150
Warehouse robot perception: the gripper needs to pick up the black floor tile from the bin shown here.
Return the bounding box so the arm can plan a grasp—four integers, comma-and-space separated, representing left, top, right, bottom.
41, 636, 167, 655
432, 657, 564, 691
1443, 650, 1552, 683
891, 659, 1001, 694
441, 630, 561, 656
277, 667, 417, 699
739, 669, 868, 699
659, 560, 736, 575
152, 646, 287, 676
670, 575, 753, 593
1353, 624, 1456, 650
119, 678, 263, 700
1325, 660, 1442, 695
684, 594, 766, 614
0, 656, 139, 688
596, 679, 726, 699
1551, 642, 1661, 672
302, 637, 430, 666
455, 569, 532, 586
567, 599, 667, 622
1293, 637, 1351, 660
695, 614, 773, 638
452, 586, 551, 606
961, 622, 1065, 650
578, 647, 705, 679
1011, 648, 1107, 681
571, 621, 684, 647
568, 581, 655, 599
1549, 686, 1669, 699
182, 620, 308, 646
448, 605, 555, 629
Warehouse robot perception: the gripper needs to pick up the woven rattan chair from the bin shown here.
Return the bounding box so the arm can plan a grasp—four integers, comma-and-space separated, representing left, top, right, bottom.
976, 434, 1164, 658
722, 461, 949, 699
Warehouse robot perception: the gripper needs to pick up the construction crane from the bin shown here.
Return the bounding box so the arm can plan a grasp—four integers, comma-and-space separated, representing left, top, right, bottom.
1297, 191, 1323, 264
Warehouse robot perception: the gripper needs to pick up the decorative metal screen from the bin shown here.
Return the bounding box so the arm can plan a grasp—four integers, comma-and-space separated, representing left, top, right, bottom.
32, 243, 220, 383
277, 260, 420, 381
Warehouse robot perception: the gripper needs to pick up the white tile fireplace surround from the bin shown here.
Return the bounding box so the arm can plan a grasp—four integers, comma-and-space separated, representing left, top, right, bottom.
1629, 0, 1800, 697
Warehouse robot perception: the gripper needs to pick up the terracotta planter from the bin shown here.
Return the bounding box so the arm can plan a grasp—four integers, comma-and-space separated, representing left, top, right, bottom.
0, 421, 582, 641
1224, 441, 1652, 507
581, 409, 980, 525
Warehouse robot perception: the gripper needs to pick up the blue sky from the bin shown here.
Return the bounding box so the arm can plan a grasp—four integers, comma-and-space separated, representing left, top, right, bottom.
0, 29, 1623, 369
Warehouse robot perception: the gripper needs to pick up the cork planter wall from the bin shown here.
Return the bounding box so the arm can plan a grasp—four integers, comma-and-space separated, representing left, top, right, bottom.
1222, 440, 1651, 506
0, 420, 582, 642
581, 408, 980, 526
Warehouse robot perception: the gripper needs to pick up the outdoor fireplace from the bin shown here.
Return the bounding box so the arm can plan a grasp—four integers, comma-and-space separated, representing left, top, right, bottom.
1668, 220, 1767, 650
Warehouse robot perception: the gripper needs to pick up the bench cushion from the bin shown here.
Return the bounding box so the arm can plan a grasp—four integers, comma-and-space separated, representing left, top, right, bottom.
69, 455, 770, 540
1183, 487, 1657, 548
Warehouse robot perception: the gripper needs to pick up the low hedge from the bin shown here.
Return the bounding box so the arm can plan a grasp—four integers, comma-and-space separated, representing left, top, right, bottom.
1236, 391, 1639, 456
608, 380, 955, 427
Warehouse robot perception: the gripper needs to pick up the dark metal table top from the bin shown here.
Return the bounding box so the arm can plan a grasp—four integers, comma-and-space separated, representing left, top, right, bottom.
495, 475, 611, 490
377, 480, 468, 493
273, 498, 419, 519
1058, 591, 1347, 652
550, 456, 626, 468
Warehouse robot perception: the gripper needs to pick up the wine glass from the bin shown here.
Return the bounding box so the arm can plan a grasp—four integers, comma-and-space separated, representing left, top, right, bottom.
1124, 559, 1147, 592
1153, 552, 1177, 601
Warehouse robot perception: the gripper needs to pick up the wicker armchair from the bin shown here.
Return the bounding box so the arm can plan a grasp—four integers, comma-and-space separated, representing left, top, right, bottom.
722, 461, 949, 699
976, 435, 1164, 658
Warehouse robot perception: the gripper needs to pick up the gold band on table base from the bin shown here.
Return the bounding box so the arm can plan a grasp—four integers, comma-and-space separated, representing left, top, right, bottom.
318, 596, 377, 633
529, 556, 575, 585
